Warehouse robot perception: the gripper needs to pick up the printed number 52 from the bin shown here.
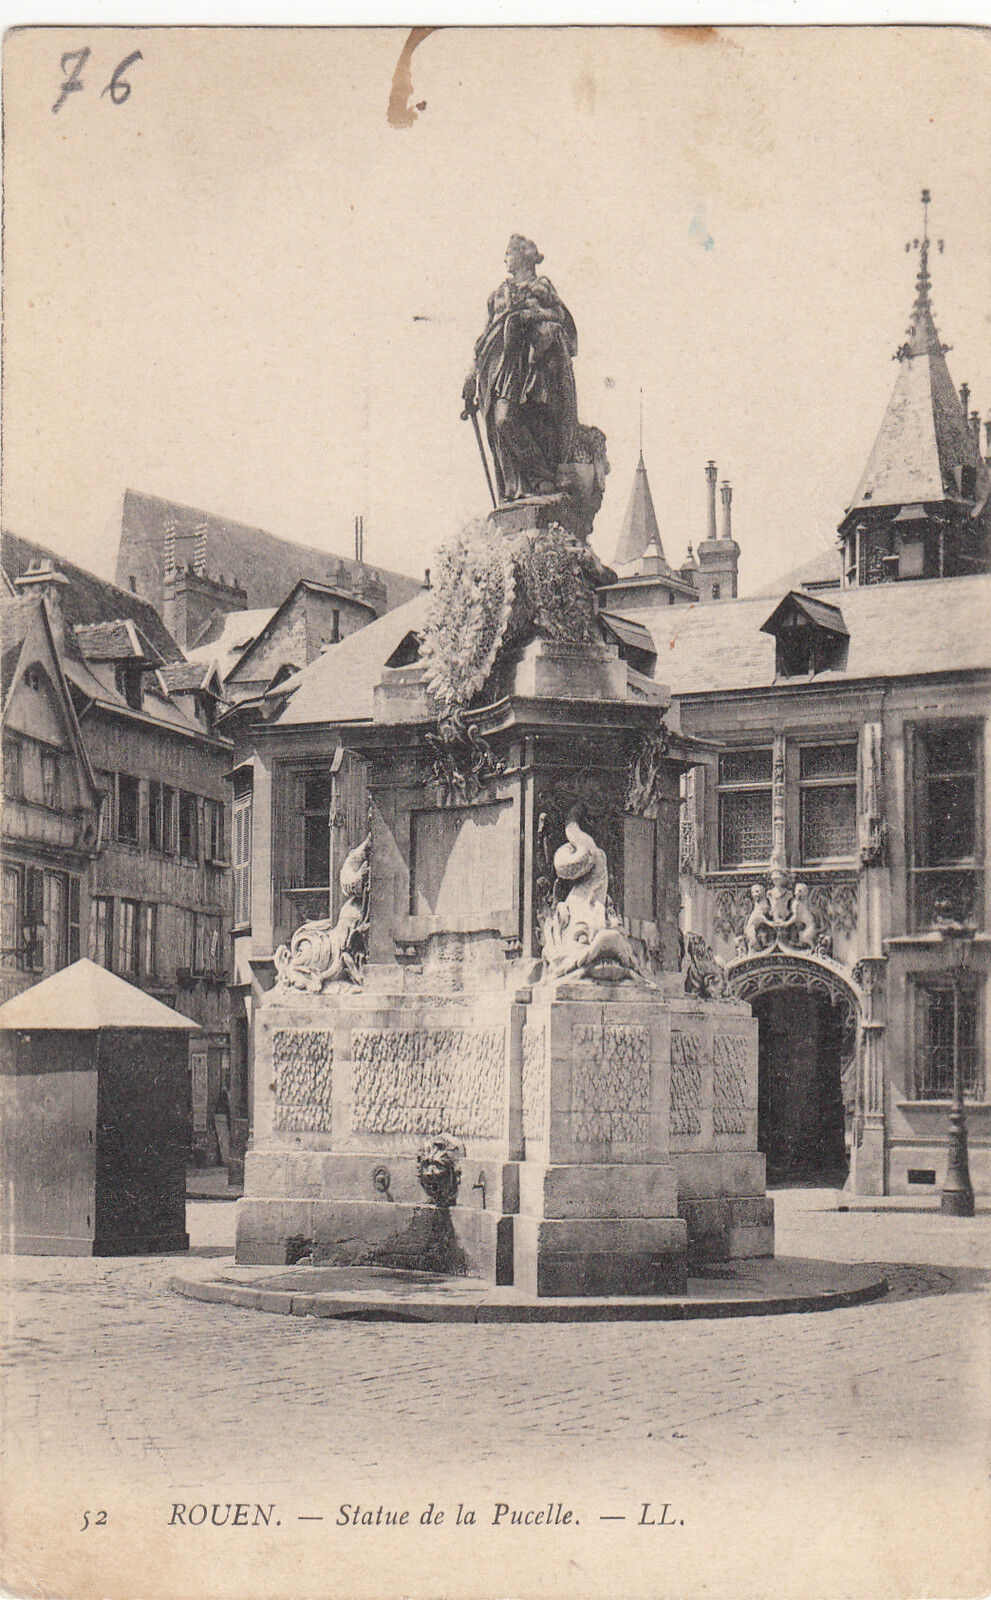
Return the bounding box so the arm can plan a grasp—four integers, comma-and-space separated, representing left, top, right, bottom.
80, 1510, 108, 1530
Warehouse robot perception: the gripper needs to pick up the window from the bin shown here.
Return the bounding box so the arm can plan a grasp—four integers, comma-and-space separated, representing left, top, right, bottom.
204, 798, 225, 863
4, 739, 23, 800
116, 774, 140, 844
910, 723, 982, 929
21, 867, 44, 972
90, 895, 113, 969
142, 903, 158, 979
800, 743, 857, 862
718, 749, 773, 867
2, 866, 22, 967
302, 774, 335, 890
176, 907, 196, 974
68, 876, 80, 964
115, 664, 143, 711
119, 899, 140, 977
233, 793, 253, 926
40, 749, 59, 810
195, 912, 223, 975
2, 867, 46, 972
913, 980, 982, 1100
148, 781, 175, 854
44, 873, 67, 971
178, 792, 199, 862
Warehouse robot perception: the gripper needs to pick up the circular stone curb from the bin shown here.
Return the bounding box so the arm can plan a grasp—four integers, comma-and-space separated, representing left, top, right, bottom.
169, 1258, 888, 1324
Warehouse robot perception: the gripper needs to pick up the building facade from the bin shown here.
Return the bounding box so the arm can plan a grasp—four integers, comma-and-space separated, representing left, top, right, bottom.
1, 546, 234, 1164
625, 211, 990, 1195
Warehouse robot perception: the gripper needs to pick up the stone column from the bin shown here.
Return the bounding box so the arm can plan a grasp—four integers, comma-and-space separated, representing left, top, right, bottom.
251, 751, 275, 958
851, 957, 887, 1194
850, 719, 888, 1194
771, 733, 787, 869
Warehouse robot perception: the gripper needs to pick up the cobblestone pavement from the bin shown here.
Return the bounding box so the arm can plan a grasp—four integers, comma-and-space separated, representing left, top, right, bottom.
2, 1196, 989, 1600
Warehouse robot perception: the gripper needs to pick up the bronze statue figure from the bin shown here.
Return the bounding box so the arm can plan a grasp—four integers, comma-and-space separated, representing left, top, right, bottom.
462, 235, 579, 503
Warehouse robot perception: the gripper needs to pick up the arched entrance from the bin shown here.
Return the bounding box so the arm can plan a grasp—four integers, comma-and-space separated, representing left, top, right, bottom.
726, 952, 861, 1187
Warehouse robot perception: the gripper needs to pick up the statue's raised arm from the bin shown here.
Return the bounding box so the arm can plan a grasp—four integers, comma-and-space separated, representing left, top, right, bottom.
462, 235, 579, 503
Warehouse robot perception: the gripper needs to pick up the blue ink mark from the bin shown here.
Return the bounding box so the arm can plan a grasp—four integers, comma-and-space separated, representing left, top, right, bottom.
689, 206, 715, 252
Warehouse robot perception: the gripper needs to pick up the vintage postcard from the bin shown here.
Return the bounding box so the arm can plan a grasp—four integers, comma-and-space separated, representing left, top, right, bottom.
1, 24, 989, 1600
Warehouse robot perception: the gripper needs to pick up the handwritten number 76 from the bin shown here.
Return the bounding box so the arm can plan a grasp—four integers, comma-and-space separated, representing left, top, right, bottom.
53, 47, 143, 114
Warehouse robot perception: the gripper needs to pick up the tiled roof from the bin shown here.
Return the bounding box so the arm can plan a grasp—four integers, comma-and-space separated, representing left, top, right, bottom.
269, 573, 990, 729
158, 660, 216, 693
276, 592, 430, 726
73, 619, 162, 664
845, 259, 989, 518
1, 531, 182, 662
117, 490, 422, 615
761, 591, 849, 638
185, 607, 277, 680
630, 574, 991, 695
613, 454, 666, 567
1, 596, 41, 702
753, 545, 842, 597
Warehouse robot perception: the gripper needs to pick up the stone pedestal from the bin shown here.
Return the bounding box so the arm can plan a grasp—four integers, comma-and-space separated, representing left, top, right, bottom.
236, 625, 773, 1291
514, 983, 686, 1295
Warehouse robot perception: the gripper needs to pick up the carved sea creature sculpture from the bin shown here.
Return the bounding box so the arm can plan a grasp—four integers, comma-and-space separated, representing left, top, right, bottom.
416, 1135, 465, 1208
683, 933, 727, 999
274, 833, 371, 992
540, 808, 645, 983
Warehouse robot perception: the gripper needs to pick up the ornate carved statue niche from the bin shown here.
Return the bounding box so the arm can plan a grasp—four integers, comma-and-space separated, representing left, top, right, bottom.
274, 834, 371, 992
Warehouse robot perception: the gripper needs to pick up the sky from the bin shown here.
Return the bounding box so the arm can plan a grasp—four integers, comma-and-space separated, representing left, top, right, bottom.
3, 26, 989, 595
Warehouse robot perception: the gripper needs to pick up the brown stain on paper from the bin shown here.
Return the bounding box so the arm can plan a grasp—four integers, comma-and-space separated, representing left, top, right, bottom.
388, 27, 439, 129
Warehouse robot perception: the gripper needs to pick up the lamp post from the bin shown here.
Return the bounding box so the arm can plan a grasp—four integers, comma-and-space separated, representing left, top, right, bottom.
935, 910, 976, 1218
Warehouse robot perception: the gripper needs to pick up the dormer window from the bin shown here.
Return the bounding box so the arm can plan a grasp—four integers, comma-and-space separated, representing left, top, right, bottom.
115, 665, 143, 710
760, 592, 849, 678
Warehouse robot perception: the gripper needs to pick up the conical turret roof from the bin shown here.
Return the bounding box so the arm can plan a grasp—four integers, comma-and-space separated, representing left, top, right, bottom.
613, 453, 666, 566
845, 236, 989, 517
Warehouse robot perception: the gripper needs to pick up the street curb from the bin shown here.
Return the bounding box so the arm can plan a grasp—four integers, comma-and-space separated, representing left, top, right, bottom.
168, 1262, 889, 1324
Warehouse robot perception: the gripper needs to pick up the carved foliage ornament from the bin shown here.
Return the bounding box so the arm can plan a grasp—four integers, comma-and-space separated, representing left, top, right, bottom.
424, 707, 505, 802
626, 726, 671, 817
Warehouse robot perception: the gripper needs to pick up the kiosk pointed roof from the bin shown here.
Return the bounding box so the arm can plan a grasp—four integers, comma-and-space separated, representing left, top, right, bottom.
846, 197, 988, 517
0, 959, 201, 1031
613, 453, 666, 566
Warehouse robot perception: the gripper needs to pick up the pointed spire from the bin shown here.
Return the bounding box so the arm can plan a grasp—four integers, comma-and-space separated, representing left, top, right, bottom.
845, 190, 988, 518
613, 451, 666, 567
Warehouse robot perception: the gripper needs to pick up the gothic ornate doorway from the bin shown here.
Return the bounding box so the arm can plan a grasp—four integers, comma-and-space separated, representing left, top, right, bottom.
751, 989, 851, 1182
725, 952, 860, 1186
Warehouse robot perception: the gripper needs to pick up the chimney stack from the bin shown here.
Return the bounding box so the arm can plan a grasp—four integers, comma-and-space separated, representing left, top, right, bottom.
960, 382, 970, 415
720, 480, 733, 541
970, 410, 981, 446
14, 560, 71, 647
354, 515, 364, 564
705, 461, 718, 542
